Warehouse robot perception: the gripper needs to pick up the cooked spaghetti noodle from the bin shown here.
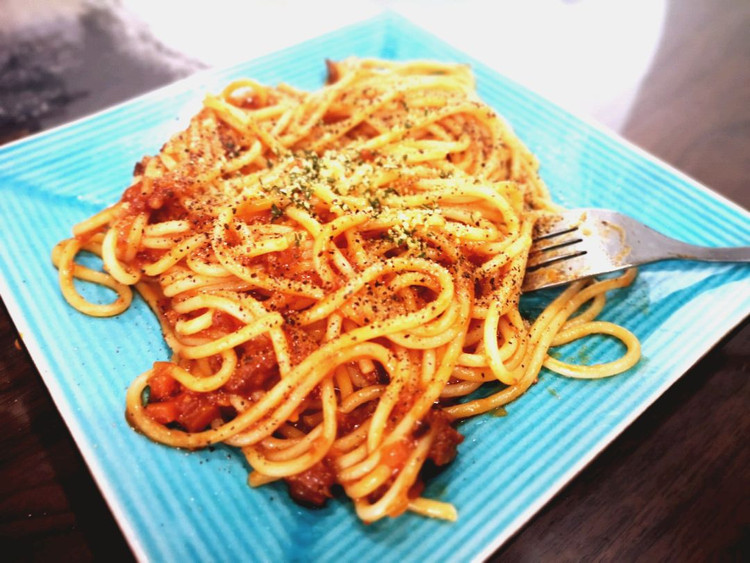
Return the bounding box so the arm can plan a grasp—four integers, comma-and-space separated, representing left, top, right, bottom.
53, 58, 639, 522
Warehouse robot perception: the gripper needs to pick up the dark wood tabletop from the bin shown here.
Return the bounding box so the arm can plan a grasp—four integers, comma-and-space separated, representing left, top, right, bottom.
1, 0, 748, 561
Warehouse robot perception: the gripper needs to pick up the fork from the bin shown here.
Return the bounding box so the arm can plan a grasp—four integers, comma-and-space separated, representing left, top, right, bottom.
522, 208, 750, 292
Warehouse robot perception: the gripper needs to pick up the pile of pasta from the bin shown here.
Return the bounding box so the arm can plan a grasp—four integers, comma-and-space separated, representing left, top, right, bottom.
53, 58, 638, 522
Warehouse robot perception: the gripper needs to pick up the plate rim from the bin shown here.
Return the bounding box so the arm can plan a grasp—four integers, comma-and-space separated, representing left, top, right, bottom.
0, 10, 748, 561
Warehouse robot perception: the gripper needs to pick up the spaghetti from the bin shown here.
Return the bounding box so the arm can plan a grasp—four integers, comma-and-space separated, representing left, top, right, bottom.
53, 58, 639, 522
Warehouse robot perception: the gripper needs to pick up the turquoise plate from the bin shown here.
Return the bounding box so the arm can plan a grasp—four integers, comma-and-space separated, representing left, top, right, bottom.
1, 12, 748, 562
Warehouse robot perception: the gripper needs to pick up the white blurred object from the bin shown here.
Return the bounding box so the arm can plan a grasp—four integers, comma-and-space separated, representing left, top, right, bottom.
117, 0, 382, 66
119, 0, 666, 131
389, 0, 668, 131
1, 0, 666, 132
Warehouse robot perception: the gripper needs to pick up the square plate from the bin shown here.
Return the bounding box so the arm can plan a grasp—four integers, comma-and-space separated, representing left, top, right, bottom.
1, 12, 748, 562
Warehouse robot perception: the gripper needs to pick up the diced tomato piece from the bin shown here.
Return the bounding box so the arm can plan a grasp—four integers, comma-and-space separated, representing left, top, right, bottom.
149, 364, 179, 400
145, 401, 178, 424
427, 410, 463, 466
175, 394, 221, 432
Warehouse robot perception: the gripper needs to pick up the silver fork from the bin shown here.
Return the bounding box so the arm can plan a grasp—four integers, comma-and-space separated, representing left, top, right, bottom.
522, 208, 750, 292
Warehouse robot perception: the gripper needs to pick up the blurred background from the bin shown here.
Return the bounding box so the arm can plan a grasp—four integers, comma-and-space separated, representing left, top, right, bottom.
0, 0, 667, 136
0, 1, 748, 561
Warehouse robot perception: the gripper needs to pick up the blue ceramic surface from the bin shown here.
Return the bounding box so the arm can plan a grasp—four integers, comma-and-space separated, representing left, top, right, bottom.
1, 13, 748, 562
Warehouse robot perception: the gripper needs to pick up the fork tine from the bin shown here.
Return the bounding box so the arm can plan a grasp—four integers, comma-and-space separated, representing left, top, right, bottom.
529, 231, 584, 256
527, 212, 588, 271
531, 209, 587, 239
533, 225, 579, 242
523, 207, 749, 293
523, 209, 606, 291
526, 247, 588, 272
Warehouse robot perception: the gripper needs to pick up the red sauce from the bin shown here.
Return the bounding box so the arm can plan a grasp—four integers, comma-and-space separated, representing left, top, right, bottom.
358, 149, 378, 162
284, 325, 318, 367
382, 438, 415, 473
321, 112, 348, 126
257, 245, 328, 290
121, 181, 152, 214
264, 244, 304, 275
133, 248, 164, 272
211, 311, 242, 334
221, 223, 243, 246
121, 177, 177, 215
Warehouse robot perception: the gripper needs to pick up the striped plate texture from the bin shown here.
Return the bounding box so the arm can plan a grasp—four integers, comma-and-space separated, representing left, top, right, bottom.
1, 12, 748, 562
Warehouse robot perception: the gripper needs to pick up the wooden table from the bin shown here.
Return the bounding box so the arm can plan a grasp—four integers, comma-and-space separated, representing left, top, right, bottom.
1, 1, 747, 560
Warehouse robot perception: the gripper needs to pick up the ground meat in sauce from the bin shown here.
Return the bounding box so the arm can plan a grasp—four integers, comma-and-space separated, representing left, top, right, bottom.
284, 458, 337, 507
426, 409, 464, 466
366, 482, 391, 506
224, 337, 279, 394
325, 59, 341, 84
337, 401, 377, 435
121, 177, 173, 214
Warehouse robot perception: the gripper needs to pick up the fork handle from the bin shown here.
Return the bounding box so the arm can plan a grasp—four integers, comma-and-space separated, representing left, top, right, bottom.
662, 243, 750, 263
